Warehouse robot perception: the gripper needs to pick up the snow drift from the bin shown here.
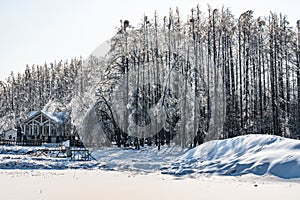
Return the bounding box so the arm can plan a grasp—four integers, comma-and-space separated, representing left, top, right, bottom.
165, 134, 300, 179
1, 134, 300, 179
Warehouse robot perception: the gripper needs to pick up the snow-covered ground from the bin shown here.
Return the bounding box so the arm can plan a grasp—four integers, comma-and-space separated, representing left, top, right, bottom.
0, 134, 300, 199
1, 134, 300, 180
0, 169, 299, 200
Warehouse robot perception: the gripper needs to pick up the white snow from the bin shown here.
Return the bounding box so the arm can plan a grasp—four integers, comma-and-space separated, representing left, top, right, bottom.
91, 145, 187, 172
165, 134, 300, 179
1, 134, 300, 199
0, 169, 299, 200
1, 134, 300, 180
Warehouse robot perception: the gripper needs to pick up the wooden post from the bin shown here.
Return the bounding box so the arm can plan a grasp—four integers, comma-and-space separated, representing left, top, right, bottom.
49, 121, 51, 136
23, 124, 26, 137
31, 121, 34, 136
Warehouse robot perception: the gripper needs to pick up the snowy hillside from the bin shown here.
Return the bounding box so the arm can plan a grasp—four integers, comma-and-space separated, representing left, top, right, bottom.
164, 134, 300, 179
1, 134, 300, 180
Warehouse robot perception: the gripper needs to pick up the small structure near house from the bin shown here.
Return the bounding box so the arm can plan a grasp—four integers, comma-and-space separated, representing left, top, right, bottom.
0, 128, 22, 145
0, 129, 21, 145
22, 110, 71, 145
4, 129, 18, 141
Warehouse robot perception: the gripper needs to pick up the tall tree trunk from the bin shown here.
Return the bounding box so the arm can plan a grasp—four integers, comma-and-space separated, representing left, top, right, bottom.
238, 15, 244, 133
297, 20, 300, 135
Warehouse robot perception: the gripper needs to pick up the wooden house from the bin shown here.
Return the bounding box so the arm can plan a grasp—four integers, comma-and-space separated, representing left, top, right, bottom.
22, 111, 71, 144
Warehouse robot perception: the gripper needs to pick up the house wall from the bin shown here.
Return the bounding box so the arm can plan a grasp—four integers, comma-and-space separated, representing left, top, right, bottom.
22, 112, 70, 144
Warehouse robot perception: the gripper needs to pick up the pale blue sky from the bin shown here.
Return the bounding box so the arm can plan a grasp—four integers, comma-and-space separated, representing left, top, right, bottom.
0, 0, 298, 81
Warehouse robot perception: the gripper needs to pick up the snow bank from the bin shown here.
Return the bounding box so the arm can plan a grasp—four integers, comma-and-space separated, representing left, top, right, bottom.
1, 134, 300, 180
165, 134, 300, 179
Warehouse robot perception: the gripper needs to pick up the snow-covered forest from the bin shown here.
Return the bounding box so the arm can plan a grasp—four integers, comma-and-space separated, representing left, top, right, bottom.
0, 59, 81, 131
1, 5, 300, 148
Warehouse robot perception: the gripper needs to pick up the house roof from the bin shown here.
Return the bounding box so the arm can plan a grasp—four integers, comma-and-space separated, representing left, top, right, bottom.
25, 110, 67, 124
4, 128, 17, 133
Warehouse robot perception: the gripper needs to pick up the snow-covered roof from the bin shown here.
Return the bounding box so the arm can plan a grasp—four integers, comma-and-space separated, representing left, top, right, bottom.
42, 111, 64, 123
26, 110, 67, 124
4, 128, 17, 133
29, 111, 38, 118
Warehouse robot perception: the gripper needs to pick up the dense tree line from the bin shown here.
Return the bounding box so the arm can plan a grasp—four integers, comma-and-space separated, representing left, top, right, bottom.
0, 59, 82, 132
1, 5, 300, 149
94, 6, 300, 148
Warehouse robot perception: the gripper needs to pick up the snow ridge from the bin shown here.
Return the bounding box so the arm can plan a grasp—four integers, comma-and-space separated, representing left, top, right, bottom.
164, 134, 300, 179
